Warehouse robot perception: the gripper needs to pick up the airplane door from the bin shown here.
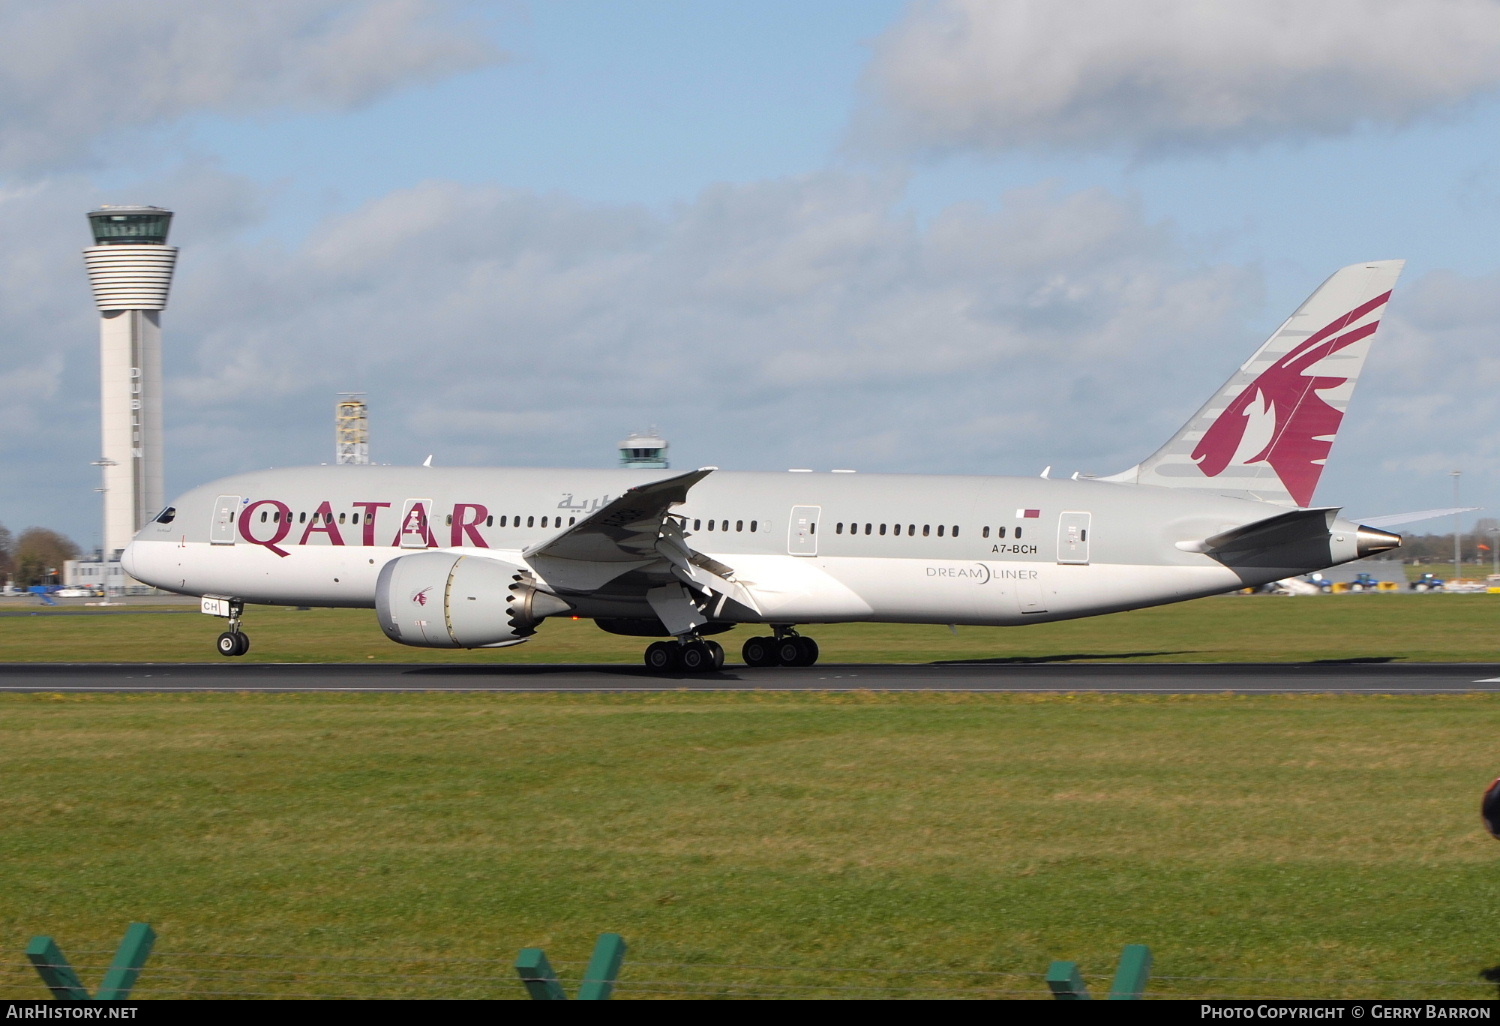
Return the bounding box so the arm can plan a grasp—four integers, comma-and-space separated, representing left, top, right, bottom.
1057, 511, 1091, 565
788, 505, 820, 556
210, 495, 241, 544
399, 499, 434, 548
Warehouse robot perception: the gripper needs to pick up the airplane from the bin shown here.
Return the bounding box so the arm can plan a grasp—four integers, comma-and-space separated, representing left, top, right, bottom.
124, 259, 1409, 673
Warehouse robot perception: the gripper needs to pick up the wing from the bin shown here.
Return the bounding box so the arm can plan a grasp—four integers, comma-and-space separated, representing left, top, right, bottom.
522, 467, 761, 631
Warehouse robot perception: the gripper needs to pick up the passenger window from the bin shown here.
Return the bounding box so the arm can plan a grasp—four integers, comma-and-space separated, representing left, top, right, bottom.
1081, 529, 1087, 541
750, 520, 758, 532
722, 520, 730, 532
570, 517, 576, 526
353, 513, 360, 525
541, 516, 549, 528
694, 519, 702, 530
837, 523, 844, 534
261, 511, 268, 523
997, 526, 1006, 538
937, 525, 945, 537
879, 524, 886, 535
708, 520, 715, 531
952, 526, 959, 537
299, 512, 307, 523
923, 525, 930, 537
445, 514, 453, 526
339, 512, 347, 524
527, 516, 535, 527
908, 524, 915, 535
736, 520, 743, 532
982, 526, 990, 538
486, 515, 493, 527
1016, 527, 1023, 538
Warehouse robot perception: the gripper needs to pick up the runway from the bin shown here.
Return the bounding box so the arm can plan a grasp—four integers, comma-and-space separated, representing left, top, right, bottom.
3, 661, 1500, 693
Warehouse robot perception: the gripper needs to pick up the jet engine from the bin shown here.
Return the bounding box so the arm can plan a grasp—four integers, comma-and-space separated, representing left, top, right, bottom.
375, 552, 572, 648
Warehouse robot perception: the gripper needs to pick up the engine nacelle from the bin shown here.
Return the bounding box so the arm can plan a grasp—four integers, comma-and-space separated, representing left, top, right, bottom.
375, 552, 572, 648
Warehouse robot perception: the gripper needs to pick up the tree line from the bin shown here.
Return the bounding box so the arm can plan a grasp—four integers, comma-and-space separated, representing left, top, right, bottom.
0, 524, 81, 587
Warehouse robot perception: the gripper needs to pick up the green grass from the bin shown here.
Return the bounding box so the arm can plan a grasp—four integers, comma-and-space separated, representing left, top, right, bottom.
0, 692, 1497, 999
3, 593, 1499, 663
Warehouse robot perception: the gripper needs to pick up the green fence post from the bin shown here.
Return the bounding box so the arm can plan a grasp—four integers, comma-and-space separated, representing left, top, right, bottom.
1107, 944, 1152, 1000
577, 933, 627, 1001
25, 937, 90, 1000
96, 923, 156, 1001
515, 947, 568, 1000
1045, 960, 1091, 1000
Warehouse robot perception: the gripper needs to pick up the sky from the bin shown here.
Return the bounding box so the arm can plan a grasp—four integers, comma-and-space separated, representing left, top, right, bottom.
6, 0, 1500, 551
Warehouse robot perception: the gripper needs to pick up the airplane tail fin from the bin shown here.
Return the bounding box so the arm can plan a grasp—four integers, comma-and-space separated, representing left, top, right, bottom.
1105, 260, 1404, 507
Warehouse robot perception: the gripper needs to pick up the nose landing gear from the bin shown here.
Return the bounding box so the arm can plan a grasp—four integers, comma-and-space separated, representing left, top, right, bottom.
205, 598, 251, 657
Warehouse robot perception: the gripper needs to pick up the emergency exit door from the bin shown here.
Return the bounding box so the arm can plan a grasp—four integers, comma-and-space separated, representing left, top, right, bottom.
1057, 511, 1091, 565
210, 495, 241, 544
787, 506, 820, 556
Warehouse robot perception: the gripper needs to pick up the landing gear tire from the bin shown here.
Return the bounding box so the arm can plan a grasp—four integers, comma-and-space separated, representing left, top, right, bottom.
217, 631, 249, 657
644, 640, 680, 673
703, 639, 726, 671
777, 636, 819, 667
680, 641, 714, 673
742, 636, 779, 667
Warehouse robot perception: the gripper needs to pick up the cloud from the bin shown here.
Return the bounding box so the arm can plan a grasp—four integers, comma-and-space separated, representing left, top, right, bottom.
863, 0, 1500, 156
1334, 267, 1500, 496
0, 0, 501, 174
151, 173, 1253, 493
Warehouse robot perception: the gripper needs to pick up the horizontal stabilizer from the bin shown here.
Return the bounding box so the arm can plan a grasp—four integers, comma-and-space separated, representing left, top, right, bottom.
1351, 506, 1480, 529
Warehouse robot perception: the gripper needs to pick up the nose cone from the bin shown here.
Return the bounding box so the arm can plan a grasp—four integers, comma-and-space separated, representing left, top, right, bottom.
120, 541, 139, 578
1356, 525, 1402, 558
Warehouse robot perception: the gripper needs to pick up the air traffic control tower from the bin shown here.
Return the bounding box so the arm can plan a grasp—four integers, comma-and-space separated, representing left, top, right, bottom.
84, 205, 177, 557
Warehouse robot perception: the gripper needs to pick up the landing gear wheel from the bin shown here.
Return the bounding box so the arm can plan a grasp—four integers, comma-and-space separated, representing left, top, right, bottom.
680, 641, 714, 673
644, 640, 680, 673
776, 636, 819, 667
217, 632, 238, 657
234, 632, 251, 656
741, 636, 779, 667
701, 639, 725, 671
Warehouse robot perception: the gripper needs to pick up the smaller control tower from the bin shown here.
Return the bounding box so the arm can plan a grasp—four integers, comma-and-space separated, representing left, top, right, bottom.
618, 429, 669, 469
84, 206, 177, 557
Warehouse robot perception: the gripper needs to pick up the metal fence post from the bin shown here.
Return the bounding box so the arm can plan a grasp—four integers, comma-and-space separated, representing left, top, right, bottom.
1045, 959, 1091, 1000
96, 923, 156, 1001
1107, 944, 1153, 1000
25, 937, 90, 1000
577, 933, 627, 1001
515, 947, 568, 1000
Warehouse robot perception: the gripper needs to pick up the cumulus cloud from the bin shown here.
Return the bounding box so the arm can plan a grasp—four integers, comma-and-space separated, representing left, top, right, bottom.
864, 0, 1500, 155
149, 174, 1252, 495
0, 0, 501, 173
1328, 267, 1500, 502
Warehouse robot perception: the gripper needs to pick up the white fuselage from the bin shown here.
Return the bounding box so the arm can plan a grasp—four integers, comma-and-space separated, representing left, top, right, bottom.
123, 465, 1367, 634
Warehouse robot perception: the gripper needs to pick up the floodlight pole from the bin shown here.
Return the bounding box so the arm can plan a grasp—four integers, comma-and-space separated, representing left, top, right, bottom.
1452, 471, 1462, 583
1489, 528, 1499, 576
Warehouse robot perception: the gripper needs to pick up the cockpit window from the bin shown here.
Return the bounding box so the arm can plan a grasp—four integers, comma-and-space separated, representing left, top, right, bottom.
153, 506, 176, 524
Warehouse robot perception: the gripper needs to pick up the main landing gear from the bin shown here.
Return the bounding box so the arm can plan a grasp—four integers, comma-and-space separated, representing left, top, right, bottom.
644, 637, 726, 673
208, 599, 251, 657
741, 627, 819, 668
640, 627, 820, 674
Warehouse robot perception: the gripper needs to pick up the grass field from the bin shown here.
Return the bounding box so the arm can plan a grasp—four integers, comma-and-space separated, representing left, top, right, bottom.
1, 691, 1497, 1000
2, 592, 1498, 664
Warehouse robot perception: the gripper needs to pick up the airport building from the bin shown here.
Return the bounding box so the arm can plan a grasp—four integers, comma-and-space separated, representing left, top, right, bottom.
618, 430, 669, 469
83, 205, 178, 558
